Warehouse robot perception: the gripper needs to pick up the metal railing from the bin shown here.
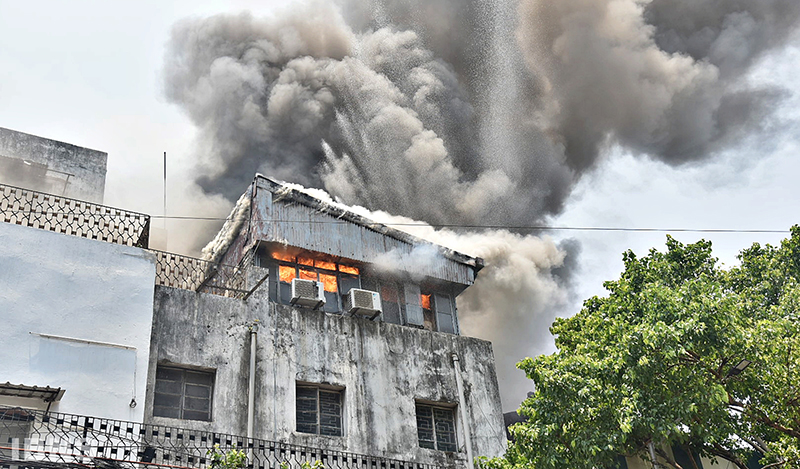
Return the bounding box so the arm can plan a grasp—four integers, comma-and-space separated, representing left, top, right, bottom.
153, 249, 257, 300
0, 182, 261, 300
0, 407, 444, 469
0, 183, 149, 248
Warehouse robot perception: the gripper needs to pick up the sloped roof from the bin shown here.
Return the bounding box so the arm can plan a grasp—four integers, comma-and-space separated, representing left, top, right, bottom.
258, 175, 484, 272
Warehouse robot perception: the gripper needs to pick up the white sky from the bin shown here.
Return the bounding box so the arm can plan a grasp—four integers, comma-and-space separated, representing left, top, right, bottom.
1, 0, 798, 396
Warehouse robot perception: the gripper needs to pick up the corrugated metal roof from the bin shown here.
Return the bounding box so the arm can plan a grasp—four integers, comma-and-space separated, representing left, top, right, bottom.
0, 383, 65, 402
251, 176, 483, 286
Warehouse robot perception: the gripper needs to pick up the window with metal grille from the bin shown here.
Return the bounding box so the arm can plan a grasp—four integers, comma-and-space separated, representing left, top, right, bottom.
296, 384, 343, 437
153, 365, 214, 421
415, 403, 457, 452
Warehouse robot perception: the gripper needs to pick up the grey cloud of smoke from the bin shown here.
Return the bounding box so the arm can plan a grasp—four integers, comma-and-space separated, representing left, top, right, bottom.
163, 0, 800, 409
517, 0, 795, 170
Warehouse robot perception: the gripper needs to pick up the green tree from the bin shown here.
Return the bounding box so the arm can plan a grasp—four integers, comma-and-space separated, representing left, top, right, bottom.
208, 444, 247, 469
485, 227, 800, 469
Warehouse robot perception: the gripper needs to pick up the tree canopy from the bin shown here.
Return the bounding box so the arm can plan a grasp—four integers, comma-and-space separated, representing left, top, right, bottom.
486, 226, 800, 469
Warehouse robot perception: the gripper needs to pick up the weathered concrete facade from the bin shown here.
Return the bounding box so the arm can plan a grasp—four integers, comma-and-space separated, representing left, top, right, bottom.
146, 286, 507, 465
0, 126, 107, 202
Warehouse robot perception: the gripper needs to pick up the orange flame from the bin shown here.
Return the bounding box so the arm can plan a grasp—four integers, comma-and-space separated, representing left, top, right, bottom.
339, 265, 359, 275
272, 252, 294, 263
421, 294, 431, 310
297, 256, 314, 266
320, 273, 338, 292
299, 269, 317, 281
279, 265, 296, 283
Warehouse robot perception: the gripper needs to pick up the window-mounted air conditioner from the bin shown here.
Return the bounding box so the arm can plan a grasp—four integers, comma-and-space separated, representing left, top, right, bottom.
291, 278, 326, 309
344, 288, 382, 320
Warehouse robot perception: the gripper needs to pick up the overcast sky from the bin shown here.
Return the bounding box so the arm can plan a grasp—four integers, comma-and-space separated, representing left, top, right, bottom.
1, 0, 798, 407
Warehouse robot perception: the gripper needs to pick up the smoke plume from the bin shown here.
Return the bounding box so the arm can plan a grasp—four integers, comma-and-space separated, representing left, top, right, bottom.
163, 0, 800, 409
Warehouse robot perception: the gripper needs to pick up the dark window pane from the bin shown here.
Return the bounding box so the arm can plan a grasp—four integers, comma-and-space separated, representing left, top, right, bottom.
296, 398, 317, 413
437, 313, 454, 334
184, 397, 211, 412
156, 367, 182, 381
182, 410, 211, 422
434, 294, 455, 333
186, 371, 214, 386
153, 406, 180, 419
296, 385, 342, 436
438, 441, 457, 452
405, 304, 424, 326
339, 275, 360, 297
184, 384, 210, 399
154, 379, 181, 394
416, 405, 435, 448
279, 282, 293, 304
320, 423, 342, 437
153, 393, 181, 408
320, 391, 341, 406
383, 301, 401, 324
360, 277, 378, 292
323, 291, 339, 313
297, 422, 317, 434
416, 404, 457, 452
154, 365, 214, 422
297, 387, 317, 399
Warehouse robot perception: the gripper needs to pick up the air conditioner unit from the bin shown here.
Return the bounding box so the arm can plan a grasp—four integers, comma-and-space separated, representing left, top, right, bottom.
291, 278, 326, 309
344, 288, 382, 320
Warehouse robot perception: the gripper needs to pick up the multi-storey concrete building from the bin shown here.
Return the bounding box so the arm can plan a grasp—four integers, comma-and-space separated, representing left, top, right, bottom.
0, 131, 506, 469
144, 176, 507, 467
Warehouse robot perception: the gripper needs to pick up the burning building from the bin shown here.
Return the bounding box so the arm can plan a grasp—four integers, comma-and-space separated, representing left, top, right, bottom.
0, 133, 506, 469
145, 175, 507, 466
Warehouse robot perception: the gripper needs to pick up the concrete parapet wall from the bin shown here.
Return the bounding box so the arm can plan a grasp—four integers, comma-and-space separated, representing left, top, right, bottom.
0, 126, 107, 203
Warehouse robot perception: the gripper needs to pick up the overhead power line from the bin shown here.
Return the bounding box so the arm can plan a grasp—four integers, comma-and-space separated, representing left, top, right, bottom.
3, 209, 791, 234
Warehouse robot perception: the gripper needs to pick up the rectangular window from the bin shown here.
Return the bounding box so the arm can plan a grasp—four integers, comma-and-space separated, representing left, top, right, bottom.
415, 403, 457, 452
404, 283, 424, 327
153, 365, 214, 421
421, 293, 435, 331
296, 384, 343, 437
380, 283, 403, 324
270, 250, 361, 313
434, 294, 456, 334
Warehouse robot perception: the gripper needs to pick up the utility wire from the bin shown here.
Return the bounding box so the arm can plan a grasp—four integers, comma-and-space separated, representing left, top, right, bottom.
3, 209, 790, 234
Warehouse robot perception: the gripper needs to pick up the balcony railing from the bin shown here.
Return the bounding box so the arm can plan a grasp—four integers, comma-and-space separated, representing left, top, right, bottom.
0, 407, 444, 469
153, 248, 261, 300
0, 183, 149, 248
0, 183, 261, 300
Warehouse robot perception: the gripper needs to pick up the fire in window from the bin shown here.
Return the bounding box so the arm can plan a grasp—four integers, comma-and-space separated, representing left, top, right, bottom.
296, 384, 343, 437
153, 365, 214, 421
415, 403, 457, 452
272, 251, 360, 313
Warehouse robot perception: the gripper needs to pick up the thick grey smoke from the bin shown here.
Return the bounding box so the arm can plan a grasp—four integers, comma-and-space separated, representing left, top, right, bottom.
163, 0, 800, 409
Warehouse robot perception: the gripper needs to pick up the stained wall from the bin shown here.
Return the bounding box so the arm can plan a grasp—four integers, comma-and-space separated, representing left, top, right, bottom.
146, 286, 507, 467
